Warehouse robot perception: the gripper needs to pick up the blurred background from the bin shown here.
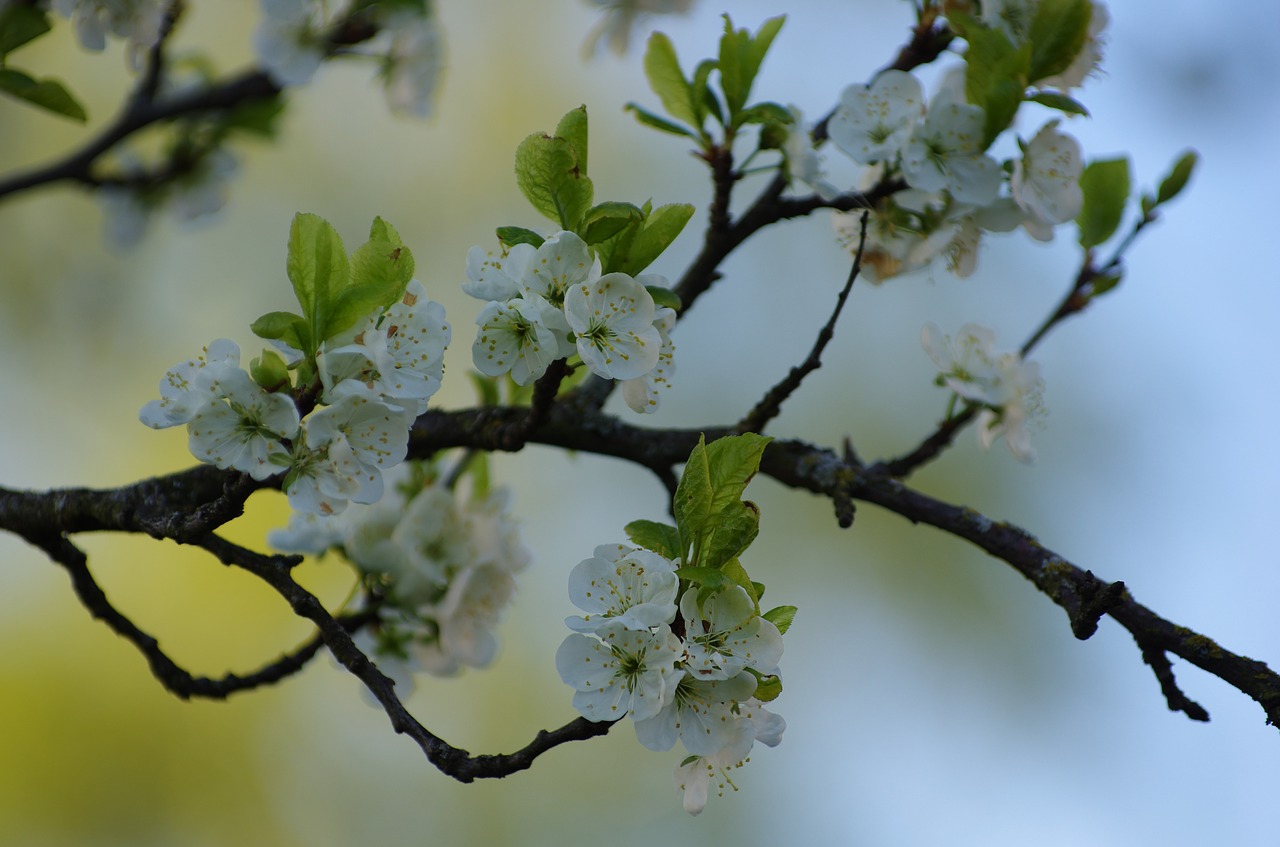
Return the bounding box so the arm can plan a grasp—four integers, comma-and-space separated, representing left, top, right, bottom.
1, 1, 1277, 844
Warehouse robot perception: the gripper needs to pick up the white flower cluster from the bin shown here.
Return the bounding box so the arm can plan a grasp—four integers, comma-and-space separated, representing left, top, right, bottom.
464, 230, 676, 413
922, 322, 1046, 461
140, 279, 450, 515
52, 0, 167, 70
555, 544, 785, 814
253, 0, 443, 117
781, 1, 1109, 283
270, 469, 531, 678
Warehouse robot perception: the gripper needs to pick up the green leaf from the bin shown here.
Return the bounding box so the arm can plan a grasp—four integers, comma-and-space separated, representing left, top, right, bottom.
581, 201, 643, 245
514, 132, 594, 230
752, 581, 766, 602
0, 68, 85, 121
1076, 157, 1130, 248
555, 105, 589, 177
286, 213, 350, 355
691, 59, 722, 128
329, 238, 414, 340
249, 349, 291, 392
0, 6, 50, 56
1087, 269, 1123, 298
496, 226, 545, 249
624, 519, 683, 559
1027, 0, 1092, 83
673, 433, 772, 567
643, 31, 700, 130
718, 14, 784, 120
954, 12, 1016, 106
645, 284, 681, 312
251, 310, 309, 353
675, 566, 729, 592
699, 500, 760, 571
624, 102, 697, 139
751, 671, 783, 702
763, 605, 797, 636
982, 71, 1027, 147
1155, 149, 1198, 206
369, 216, 405, 246
735, 100, 792, 127
1026, 90, 1089, 116
720, 557, 760, 608
613, 202, 694, 276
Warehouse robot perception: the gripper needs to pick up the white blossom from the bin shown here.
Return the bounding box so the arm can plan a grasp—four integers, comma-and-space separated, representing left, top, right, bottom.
633, 671, 757, 755
139, 338, 241, 429
564, 271, 661, 381
565, 543, 679, 633
380, 9, 444, 118
52, 0, 166, 70
186, 368, 300, 480
254, 0, 327, 86
1011, 120, 1084, 240
680, 585, 784, 680
471, 296, 566, 385
829, 70, 925, 165
783, 106, 839, 199
556, 621, 684, 722
902, 95, 1002, 205
921, 322, 1046, 462
620, 304, 676, 413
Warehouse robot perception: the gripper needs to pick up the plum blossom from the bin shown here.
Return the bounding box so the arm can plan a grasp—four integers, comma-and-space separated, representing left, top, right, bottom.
186, 368, 300, 480
680, 585, 783, 680
557, 621, 684, 722
620, 305, 676, 413
563, 271, 661, 380
829, 70, 925, 165
901, 95, 1002, 205
52, 0, 166, 70
582, 0, 695, 57
783, 106, 838, 199
379, 9, 444, 118
921, 322, 1046, 461
1011, 121, 1084, 241
565, 543, 679, 633
254, 0, 327, 86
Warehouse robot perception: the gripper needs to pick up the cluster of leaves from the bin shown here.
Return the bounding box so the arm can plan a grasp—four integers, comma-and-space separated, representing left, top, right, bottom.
497, 105, 693, 294
0, 4, 87, 121
625, 433, 796, 702
250, 213, 417, 389
626, 14, 788, 150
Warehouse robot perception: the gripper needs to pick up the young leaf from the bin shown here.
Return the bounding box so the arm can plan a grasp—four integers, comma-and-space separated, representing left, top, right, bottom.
0, 68, 86, 121
692, 58, 723, 128
251, 310, 309, 353
1155, 150, 1198, 206
718, 14, 784, 120
752, 671, 783, 702
1076, 157, 1130, 248
514, 132, 594, 230
643, 31, 700, 131
674, 433, 772, 566
675, 566, 729, 592
581, 201, 644, 245
613, 202, 694, 276
555, 105, 589, 177
1027, 0, 1093, 83
286, 213, 350, 355
496, 226, 545, 249
369, 216, 405, 246
624, 102, 698, 139
625, 519, 684, 560
1027, 90, 1089, 117
699, 500, 760, 571
645, 284, 681, 312
328, 238, 414, 341
720, 558, 760, 608
763, 605, 797, 636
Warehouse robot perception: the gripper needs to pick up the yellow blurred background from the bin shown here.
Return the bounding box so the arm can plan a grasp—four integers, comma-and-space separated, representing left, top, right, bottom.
2, 1, 1278, 845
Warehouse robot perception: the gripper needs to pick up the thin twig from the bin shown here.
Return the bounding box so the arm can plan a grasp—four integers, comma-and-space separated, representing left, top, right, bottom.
737, 211, 868, 434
